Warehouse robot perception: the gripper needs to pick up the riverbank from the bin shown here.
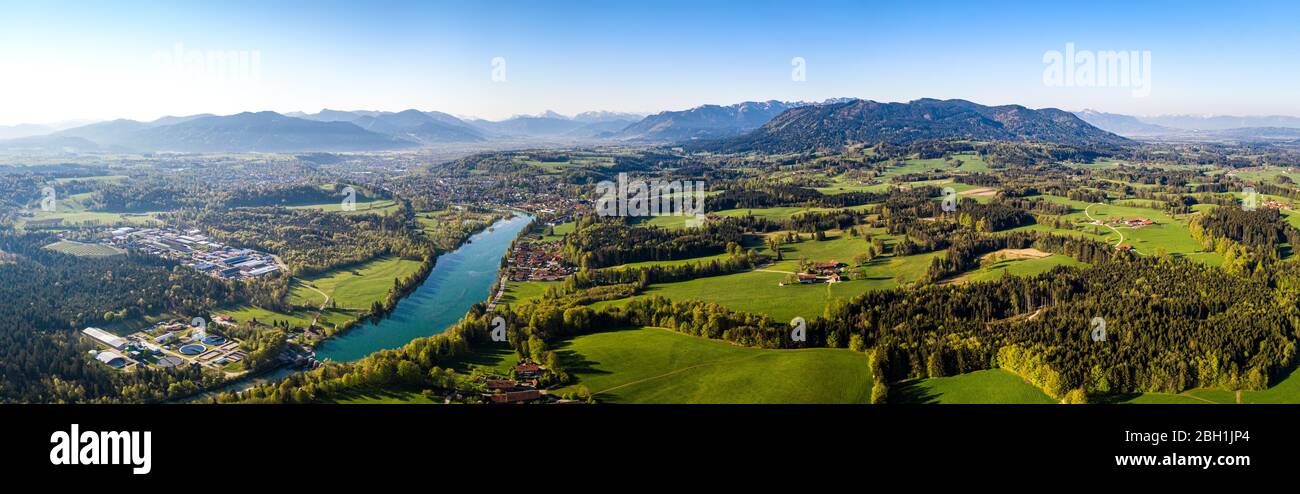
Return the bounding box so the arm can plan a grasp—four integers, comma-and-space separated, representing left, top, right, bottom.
314, 213, 532, 361
179, 213, 529, 402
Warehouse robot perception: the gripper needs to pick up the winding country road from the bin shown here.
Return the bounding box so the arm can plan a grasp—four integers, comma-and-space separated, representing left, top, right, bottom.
299, 283, 331, 327
1084, 203, 1124, 248
1084, 203, 1146, 256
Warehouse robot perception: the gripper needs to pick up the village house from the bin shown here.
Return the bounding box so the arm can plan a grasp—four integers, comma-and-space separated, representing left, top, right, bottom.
794, 272, 841, 284
488, 389, 543, 404
507, 240, 576, 282
514, 362, 545, 379
485, 379, 520, 392
1112, 218, 1154, 228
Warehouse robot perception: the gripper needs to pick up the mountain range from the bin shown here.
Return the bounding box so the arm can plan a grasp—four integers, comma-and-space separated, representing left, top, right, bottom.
0, 113, 413, 153
616, 100, 806, 141
1074, 109, 1300, 142
703, 98, 1128, 153
24, 98, 1300, 154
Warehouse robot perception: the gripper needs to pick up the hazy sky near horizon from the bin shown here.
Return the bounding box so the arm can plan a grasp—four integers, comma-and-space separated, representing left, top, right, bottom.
2, 0, 1299, 125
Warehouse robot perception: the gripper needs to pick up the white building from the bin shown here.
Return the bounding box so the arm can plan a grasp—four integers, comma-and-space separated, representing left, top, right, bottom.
95, 351, 127, 368
82, 327, 127, 350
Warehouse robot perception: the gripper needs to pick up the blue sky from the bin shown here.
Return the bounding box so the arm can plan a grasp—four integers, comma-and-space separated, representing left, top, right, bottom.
1, 0, 1299, 125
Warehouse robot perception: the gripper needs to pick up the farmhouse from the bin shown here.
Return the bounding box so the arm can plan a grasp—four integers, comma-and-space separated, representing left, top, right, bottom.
1113, 218, 1154, 228
514, 362, 545, 378
1116, 244, 1135, 251
488, 389, 542, 404
794, 273, 840, 284
485, 379, 519, 391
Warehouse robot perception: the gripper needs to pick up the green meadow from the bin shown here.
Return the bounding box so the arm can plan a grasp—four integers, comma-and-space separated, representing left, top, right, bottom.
815, 153, 994, 195
890, 364, 1300, 404
43, 240, 124, 257
539, 221, 575, 241
287, 255, 423, 309
1111, 366, 1300, 404
321, 388, 443, 404
19, 192, 162, 229
892, 369, 1056, 404
592, 230, 941, 322
286, 198, 399, 214
219, 256, 420, 332
498, 280, 553, 305
638, 204, 873, 230
547, 327, 873, 404
951, 253, 1087, 284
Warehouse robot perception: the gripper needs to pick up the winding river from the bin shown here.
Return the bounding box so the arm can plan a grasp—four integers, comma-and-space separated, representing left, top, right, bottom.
186, 213, 532, 401
314, 213, 532, 361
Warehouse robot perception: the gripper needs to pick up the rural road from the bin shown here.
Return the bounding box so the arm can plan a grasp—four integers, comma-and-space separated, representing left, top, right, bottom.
301, 283, 330, 327
1084, 203, 1125, 248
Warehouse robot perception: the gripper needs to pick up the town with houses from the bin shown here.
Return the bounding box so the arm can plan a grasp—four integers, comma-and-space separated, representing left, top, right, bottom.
507, 239, 575, 282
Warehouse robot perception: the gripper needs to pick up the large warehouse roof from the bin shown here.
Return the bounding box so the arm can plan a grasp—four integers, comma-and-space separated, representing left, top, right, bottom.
83, 327, 128, 349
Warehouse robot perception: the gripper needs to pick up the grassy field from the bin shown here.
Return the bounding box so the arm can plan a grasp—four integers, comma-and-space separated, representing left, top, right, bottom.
320, 387, 442, 404
217, 304, 320, 329
902, 365, 1300, 404
1228, 166, 1300, 185
544, 327, 872, 404
288, 256, 423, 309
592, 232, 941, 322
217, 256, 420, 333
498, 280, 554, 305
539, 221, 575, 241
1081, 202, 1204, 255
1006, 194, 1223, 265
19, 191, 162, 229
43, 240, 124, 257
815, 153, 994, 195
1107, 392, 1222, 404
52, 174, 128, 184
639, 204, 874, 230
524, 155, 614, 173
1110, 366, 1300, 404
286, 198, 399, 214
892, 369, 1056, 404
950, 252, 1087, 284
